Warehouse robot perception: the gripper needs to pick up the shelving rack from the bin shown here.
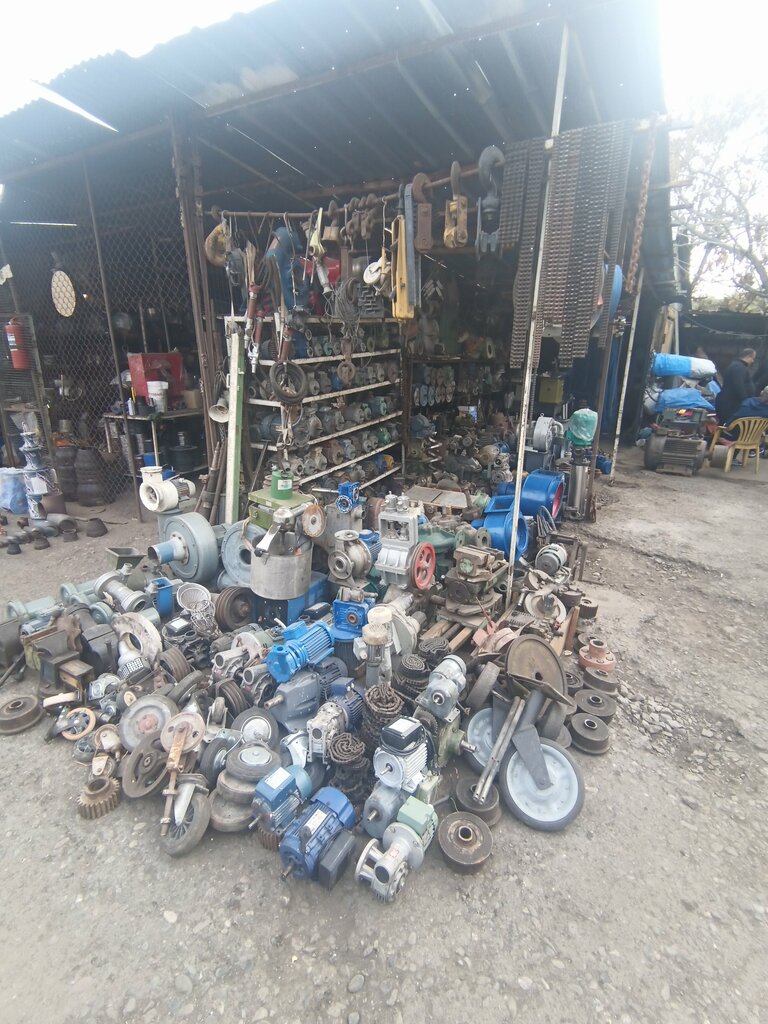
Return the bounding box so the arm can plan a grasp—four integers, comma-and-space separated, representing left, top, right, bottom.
103, 408, 206, 478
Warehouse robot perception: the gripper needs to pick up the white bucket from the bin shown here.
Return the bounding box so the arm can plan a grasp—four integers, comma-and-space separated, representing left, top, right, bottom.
147, 380, 169, 412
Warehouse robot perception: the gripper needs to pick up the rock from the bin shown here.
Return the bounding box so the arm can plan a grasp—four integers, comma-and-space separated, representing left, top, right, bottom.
178, 1005, 194, 1018
701, 728, 714, 738
123, 998, 137, 1016
175, 976, 193, 995
517, 976, 533, 991
253, 1009, 268, 1022
348, 1014, 361, 1024
681, 796, 699, 811
347, 974, 366, 994
163, 911, 178, 924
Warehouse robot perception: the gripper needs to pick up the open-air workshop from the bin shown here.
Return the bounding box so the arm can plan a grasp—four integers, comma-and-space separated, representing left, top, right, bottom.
0, 3, 765, 1023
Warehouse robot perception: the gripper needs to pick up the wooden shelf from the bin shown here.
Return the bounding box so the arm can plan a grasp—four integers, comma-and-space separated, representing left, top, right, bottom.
250, 411, 400, 451
248, 379, 399, 408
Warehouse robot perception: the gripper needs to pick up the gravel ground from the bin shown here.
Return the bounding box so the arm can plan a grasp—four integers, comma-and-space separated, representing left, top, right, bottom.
0, 450, 765, 1024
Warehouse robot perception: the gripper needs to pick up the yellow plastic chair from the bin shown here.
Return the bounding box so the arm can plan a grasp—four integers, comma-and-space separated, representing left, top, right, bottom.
708, 417, 767, 475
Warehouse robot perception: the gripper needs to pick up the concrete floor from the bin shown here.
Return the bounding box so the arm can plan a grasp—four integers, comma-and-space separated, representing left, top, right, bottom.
0, 450, 765, 1024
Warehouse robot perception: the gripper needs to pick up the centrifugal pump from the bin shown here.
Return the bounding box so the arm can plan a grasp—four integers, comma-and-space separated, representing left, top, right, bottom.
265, 619, 335, 683
279, 786, 357, 888
372, 717, 428, 794
355, 797, 437, 902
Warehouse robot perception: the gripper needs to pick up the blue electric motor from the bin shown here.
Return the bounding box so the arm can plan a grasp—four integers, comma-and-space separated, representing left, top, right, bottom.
279, 786, 357, 886
494, 469, 565, 518
251, 765, 314, 837
266, 619, 335, 684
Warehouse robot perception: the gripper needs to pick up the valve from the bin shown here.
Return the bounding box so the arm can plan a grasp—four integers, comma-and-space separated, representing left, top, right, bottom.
279, 786, 357, 888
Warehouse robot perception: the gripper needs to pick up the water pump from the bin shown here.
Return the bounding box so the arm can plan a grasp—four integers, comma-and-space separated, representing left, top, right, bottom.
265, 620, 335, 684
279, 786, 357, 888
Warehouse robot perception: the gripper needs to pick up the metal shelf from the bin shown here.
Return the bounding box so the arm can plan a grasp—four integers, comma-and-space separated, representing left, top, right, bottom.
125, 461, 207, 478
298, 441, 400, 486
250, 411, 400, 451
220, 315, 399, 324
248, 379, 399, 408
258, 348, 400, 366
104, 409, 204, 421
360, 464, 402, 489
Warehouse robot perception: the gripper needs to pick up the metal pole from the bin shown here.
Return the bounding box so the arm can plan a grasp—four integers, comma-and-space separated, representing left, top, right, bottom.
224, 321, 245, 523
504, 22, 569, 608
82, 160, 144, 523
608, 267, 644, 485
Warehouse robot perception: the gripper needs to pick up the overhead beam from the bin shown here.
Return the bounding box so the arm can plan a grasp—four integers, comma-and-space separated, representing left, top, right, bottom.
196, 137, 312, 209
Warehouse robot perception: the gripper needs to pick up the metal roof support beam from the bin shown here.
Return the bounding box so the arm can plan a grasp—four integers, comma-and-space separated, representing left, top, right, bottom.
396, 62, 475, 161
201, 7, 571, 121
196, 136, 313, 209
505, 20, 571, 607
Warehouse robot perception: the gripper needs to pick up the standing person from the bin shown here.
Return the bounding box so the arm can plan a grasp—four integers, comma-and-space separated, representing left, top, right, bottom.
715, 348, 756, 424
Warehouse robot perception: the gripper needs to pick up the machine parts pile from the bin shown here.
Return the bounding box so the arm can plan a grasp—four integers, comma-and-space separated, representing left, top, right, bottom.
0, 468, 618, 900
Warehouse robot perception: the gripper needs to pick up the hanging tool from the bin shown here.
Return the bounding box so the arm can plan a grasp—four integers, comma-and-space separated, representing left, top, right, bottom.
412, 173, 434, 252
390, 210, 414, 320
443, 161, 468, 248
475, 145, 505, 255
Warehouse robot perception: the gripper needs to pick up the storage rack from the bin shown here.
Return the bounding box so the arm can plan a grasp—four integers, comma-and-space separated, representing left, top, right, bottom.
103, 408, 207, 477
245, 316, 405, 491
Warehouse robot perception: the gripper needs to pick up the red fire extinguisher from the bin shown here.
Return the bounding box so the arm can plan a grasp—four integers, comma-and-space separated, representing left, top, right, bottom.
5, 317, 31, 370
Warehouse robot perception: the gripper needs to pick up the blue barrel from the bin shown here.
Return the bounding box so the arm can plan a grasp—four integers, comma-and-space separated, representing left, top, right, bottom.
494, 470, 565, 518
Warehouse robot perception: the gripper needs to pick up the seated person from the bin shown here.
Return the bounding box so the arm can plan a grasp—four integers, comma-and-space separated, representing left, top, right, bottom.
721, 386, 768, 447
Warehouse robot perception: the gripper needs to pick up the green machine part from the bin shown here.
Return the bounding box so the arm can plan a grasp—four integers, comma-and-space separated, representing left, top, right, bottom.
418, 523, 458, 579
248, 468, 308, 530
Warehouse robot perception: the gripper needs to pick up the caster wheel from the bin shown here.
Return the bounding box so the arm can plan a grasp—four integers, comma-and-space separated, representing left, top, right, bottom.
160, 791, 211, 857
499, 740, 584, 831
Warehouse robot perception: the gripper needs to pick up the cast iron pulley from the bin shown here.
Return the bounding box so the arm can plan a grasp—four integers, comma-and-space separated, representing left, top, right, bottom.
160, 790, 211, 857
0, 695, 44, 735
569, 713, 611, 755
168, 670, 208, 707
505, 636, 570, 705
574, 689, 617, 724
214, 588, 254, 632
161, 711, 206, 754
438, 812, 494, 874
225, 741, 281, 783
565, 671, 583, 696
216, 678, 249, 716
453, 776, 502, 828
119, 694, 179, 752
466, 662, 500, 711
121, 731, 169, 798
499, 740, 584, 831
158, 647, 192, 684
409, 542, 437, 591
581, 666, 618, 694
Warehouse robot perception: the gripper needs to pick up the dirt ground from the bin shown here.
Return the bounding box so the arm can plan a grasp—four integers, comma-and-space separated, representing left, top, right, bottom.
0, 449, 765, 1024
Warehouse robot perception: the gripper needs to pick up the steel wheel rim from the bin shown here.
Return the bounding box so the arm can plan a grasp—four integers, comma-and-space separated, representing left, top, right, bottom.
504, 745, 580, 823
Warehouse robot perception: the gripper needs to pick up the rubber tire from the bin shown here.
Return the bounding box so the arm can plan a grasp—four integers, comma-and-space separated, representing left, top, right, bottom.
269, 361, 309, 405
226, 742, 281, 783
209, 791, 253, 833
231, 707, 280, 749
498, 740, 584, 832
168, 671, 207, 706
216, 770, 257, 807
159, 791, 211, 857
537, 701, 567, 741
199, 737, 233, 788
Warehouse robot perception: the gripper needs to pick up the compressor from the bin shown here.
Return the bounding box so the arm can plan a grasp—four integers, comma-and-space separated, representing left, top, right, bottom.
278, 786, 357, 888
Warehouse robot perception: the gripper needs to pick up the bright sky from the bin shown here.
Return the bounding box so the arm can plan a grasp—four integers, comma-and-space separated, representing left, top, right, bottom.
0, 2, 766, 121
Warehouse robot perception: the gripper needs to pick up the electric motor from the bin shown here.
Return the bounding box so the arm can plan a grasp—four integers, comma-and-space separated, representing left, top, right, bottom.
279, 786, 357, 887
362, 780, 408, 839
535, 543, 568, 577
415, 655, 466, 721
372, 717, 428, 793
355, 797, 437, 902
264, 669, 323, 732
306, 702, 347, 763
251, 764, 313, 837
265, 620, 335, 684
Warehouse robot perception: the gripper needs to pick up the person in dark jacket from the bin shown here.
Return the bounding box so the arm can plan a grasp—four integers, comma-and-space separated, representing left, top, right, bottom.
715, 348, 756, 424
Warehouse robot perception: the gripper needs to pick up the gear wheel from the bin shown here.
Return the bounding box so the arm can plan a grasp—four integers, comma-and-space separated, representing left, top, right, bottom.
77, 777, 120, 820
256, 820, 280, 851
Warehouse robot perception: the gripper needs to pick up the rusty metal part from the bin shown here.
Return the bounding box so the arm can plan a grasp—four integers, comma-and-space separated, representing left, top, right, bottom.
256, 820, 280, 850
89, 752, 118, 780
61, 706, 97, 741
77, 777, 121, 819
328, 731, 367, 768
581, 666, 618, 694
578, 637, 616, 673
569, 713, 611, 754
453, 776, 502, 828
214, 588, 254, 631
523, 592, 566, 622
505, 636, 567, 696
121, 732, 170, 798
438, 812, 493, 874
565, 671, 583, 696
575, 689, 617, 724
559, 588, 584, 609
119, 694, 179, 751
0, 695, 43, 734
579, 598, 598, 620
209, 790, 252, 832
92, 724, 122, 755
161, 711, 206, 755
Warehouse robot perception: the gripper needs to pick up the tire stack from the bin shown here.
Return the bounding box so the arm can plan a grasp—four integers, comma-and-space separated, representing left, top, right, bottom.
75, 448, 107, 506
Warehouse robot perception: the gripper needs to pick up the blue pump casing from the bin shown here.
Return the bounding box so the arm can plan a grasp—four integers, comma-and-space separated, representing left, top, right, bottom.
279, 786, 355, 880
471, 497, 530, 561
493, 470, 565, 518
266, 619, 335, 684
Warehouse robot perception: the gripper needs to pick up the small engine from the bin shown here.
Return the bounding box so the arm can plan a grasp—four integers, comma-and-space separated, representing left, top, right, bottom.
279, 786, 357, 888
415, 655, 466, 720
372, 717, 428, 793
251, 765, 313, 839
265, 620, 335, 684
355, 797, 437, 902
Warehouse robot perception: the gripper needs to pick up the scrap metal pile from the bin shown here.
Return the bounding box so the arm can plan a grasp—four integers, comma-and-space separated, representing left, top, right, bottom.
0, 467, 619, 898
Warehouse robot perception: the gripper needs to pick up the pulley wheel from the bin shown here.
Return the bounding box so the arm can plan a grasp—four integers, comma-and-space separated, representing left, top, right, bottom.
565, 671, 583, 696
0, 695, 43, 735
409, 542, 436, 591
499, 740, 584, 831
438, 812, 494, 874
168, 670, 208, 707
301, 503, 327, 540
159, 647, 191, 684
61, 706, 97, 742
214, 588, 254, 632
209, 791, 253, 833
575, 689, 617, 724
569, 713, 611, 755
159, 790, 211, 858
232, 707, 280, 749
505, 636, 566, 697
453, 776, 502, 828
581, 667, 618, 694
121, 732, 169, 798
217, 678, 249, 716
160, 711, 206, 754
226, 741, 281, 783
119, 694, 179, 752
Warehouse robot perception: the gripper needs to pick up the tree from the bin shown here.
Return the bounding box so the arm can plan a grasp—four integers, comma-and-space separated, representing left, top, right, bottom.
671, 99, 768, 312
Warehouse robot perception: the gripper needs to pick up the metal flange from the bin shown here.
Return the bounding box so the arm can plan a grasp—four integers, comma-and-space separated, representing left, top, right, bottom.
438, 812, 493, 874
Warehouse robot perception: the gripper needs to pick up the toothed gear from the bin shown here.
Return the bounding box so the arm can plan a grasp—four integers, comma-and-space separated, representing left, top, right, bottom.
77, 777, 120, 820
256, 821, 280, 851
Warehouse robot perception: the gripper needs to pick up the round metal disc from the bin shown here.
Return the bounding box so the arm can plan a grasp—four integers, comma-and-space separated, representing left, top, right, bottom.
565, 671, 583, 696
505, 636, 567, 703
466, 662, 500, 711
569, 713, 611, 754
118, 693, 179, 752
61, 707, 97, 741
231, 707, 280, 749
438, 812, 494, 874
121, 731, 169, 798
160, 512, 219, 584
463, 707, 495, 774
575, 689, 617, 723
499, 740, 584, 830
581, 667, 618, 694
301, 503, 327, 539
160, 711, 206, 754
226, 742, 281, 783
0, 695, 43, 735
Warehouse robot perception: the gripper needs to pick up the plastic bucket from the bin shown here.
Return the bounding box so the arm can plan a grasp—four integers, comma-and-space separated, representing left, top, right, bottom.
147, 380, 169, 412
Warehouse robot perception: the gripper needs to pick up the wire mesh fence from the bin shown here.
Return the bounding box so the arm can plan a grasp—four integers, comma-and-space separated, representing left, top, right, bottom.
0, 131, 203, 511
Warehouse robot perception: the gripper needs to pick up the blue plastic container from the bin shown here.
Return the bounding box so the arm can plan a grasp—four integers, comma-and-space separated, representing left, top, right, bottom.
150, 577, 174, 617
494, 470, 565, 519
